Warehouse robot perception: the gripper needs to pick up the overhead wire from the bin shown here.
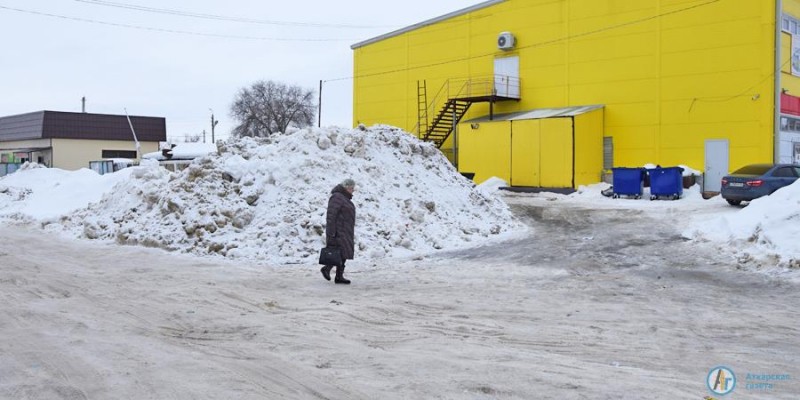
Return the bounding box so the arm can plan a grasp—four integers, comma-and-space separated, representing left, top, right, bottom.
0, 4, 356, 41
74, 0, 391, 29
688, 58, 792, 112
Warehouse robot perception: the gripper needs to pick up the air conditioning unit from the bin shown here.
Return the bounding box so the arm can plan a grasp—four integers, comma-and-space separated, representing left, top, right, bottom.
497, 32, 515, 50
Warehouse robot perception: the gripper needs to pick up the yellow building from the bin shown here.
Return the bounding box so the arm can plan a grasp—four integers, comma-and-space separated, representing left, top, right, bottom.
353, 0, 800, 190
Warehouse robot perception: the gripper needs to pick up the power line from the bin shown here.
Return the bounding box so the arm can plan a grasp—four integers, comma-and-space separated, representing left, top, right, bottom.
74, 0, 392, 29
0, 5, 355, 41
325, 0, 722, 82
689, 58, 792, 111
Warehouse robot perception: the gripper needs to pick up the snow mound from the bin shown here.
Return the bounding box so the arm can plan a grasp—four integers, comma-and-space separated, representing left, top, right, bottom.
685, 179, 800, 269
477, 177, 507, 194
0, 167, 134, 220
57, 126, 523, 263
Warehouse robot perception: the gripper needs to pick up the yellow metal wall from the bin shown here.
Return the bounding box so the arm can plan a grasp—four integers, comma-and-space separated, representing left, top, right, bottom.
510, 120, 540, 186
538, 118, 574, 187
458, 121, 511, 183
461, 117, 578, 187
353, 0, 779, 177
574, 109, 604, 186
509, 118, 575, 188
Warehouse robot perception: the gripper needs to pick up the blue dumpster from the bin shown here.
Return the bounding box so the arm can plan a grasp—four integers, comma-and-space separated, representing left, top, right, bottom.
647, 167, 684, 200
611, 167, 646, 199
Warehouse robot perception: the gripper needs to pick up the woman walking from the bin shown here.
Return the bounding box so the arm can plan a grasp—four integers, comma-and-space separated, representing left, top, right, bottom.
321, 179, 356, 284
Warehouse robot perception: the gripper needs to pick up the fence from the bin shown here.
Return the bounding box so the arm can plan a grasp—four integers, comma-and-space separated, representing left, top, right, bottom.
0, 163, 23, 177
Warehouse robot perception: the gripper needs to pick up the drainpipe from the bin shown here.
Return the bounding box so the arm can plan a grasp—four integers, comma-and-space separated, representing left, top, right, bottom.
775, 0, 783, 163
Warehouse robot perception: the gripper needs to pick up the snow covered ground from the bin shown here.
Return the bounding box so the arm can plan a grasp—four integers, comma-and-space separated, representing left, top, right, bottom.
0, 126, 796, 270
1, 126, 523, 264
1, 199, 798, 399
501, 180, 799, 275
1, 126, 799, 398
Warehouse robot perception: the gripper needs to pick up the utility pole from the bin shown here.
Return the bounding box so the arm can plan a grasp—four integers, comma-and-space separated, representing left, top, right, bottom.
318, 80, 323, 127
123, 108, 141, 159
209, 109, 219, 143
202, 129, 207, 143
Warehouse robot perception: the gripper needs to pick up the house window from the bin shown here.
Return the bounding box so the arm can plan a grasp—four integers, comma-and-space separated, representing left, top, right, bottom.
784, 14, 800, 34
102, 150, 137, 159
781, 116, 800, 132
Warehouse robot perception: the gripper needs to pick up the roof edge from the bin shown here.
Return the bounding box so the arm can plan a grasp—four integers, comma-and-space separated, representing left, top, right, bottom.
42, 110, 165, 120
351, 0, 506, 50
463, 105, 606, 123
0, 111, 46, 119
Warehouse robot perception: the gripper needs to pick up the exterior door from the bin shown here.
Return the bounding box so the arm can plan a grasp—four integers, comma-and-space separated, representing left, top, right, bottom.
539, 118, 574, 188
494, 56, 519, 98
511, 120, 540, 186
704, 139, 729, 192
795, 142, 800, 164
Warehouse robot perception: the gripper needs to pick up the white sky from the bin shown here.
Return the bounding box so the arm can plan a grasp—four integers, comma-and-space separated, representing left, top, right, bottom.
0, 0, 472, 142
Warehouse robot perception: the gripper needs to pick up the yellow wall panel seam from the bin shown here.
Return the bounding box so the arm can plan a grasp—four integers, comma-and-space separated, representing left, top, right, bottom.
656, 0, 662, 163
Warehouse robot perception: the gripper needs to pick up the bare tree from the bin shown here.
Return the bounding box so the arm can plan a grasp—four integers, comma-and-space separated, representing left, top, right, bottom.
184, 133, 202, 143
230, 80, 316, 137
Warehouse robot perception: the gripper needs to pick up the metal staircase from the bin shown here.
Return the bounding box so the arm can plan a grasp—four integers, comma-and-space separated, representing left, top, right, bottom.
416, 80, 429, 137
423, 99, 472, 147
417, 76, 520, 148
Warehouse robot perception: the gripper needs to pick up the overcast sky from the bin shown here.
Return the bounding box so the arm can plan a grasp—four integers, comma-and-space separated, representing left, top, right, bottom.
0, 0, 472, 142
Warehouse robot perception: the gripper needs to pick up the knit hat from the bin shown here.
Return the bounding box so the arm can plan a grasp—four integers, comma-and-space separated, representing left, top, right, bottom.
341, 178, 356, 188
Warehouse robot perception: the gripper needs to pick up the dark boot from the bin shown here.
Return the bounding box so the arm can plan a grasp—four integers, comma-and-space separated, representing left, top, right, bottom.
334, 265, 350, 285
320, 265, 333, 281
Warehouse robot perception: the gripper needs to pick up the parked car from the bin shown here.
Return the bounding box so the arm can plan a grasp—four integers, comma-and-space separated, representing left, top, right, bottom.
720, 164, 800, 205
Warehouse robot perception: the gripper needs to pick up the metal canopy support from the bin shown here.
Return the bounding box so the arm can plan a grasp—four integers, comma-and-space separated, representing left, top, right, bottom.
775, 0, 783, 163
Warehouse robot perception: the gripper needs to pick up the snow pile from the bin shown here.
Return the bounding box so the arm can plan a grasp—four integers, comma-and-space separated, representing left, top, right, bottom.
142, 142, 218, 160
531, 182, 715, 210
477, 177, 507, 194
0, 167, 134, 220
685, 180, 800, 268
642, 164, 700, 177
53, 126, 523, 263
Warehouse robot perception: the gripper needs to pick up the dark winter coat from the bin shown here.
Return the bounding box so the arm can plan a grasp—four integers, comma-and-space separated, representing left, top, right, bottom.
326, 185, 356, 260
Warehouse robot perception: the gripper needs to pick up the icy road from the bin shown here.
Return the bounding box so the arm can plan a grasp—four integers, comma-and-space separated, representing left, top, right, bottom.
1, 199, 798, 399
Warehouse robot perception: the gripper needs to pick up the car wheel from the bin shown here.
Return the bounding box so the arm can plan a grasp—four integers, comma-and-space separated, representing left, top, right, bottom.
726, 199, 741, 206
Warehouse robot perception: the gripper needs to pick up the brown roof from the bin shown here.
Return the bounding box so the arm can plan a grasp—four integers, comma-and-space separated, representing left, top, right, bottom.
0, 111, 166, 142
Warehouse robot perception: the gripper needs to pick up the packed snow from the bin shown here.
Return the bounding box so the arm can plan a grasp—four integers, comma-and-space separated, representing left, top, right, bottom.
142, 142, 218, 160
0, 162, 134, 220
0, 125, 797, 271
0, 125, 798, 398
685, 179, 800, 268
1, 126, 523, 263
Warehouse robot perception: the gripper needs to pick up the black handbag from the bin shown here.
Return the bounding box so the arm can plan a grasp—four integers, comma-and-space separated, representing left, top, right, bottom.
318, 246, 342, 266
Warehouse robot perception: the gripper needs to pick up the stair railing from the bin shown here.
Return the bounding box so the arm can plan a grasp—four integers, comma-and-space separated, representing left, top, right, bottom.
416, 75, 520, 137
